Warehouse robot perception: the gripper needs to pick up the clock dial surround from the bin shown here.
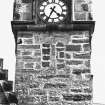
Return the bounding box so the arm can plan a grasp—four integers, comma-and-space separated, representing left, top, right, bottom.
38, 0, 68, 24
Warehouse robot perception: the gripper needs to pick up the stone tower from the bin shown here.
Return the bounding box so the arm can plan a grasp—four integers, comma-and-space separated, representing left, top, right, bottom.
11, 0, 95, 105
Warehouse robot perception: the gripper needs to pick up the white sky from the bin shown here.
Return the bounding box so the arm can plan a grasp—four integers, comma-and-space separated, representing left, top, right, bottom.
0, 0, 105, 104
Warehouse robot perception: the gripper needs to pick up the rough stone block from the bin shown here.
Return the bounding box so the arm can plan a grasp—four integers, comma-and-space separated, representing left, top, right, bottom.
43, 56, 50, 60
42, 62, 50, 67
56, 42, 64, 47
73, 53, 91, 59
17, 45, 40, 49
25, 63, 34, 69
65, 53, 71, 59
23, 38, 33, 44
42, 49, 50, 55
57, 63, 65, 69
66, 60, 83, 65
72, 39, 89, 43
18, 32, 33, 38
66, 45, 81, 52
83, 44, 91, 51
63, 94, 92, 101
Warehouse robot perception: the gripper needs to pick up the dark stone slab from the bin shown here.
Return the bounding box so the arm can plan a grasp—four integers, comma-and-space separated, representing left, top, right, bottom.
73, 53, 91, 59
66, 45, 81, 51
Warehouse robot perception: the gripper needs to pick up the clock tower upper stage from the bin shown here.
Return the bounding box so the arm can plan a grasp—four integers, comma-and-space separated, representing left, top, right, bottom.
12, 0, 94, 24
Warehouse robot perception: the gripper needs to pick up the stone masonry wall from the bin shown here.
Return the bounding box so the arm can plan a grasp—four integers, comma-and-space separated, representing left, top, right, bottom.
15, 31, 93, 105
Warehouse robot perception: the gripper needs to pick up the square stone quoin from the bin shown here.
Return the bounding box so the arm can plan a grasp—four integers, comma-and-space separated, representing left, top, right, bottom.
11, 0, 95, 105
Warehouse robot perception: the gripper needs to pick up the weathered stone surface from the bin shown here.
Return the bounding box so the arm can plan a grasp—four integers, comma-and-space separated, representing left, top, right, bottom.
15, 31, 93, 105
72, 39, 89, 43
59, 52, 64, 58
43, 43, 50, 48
66, 60, 83, 65
34, 50, 41, 56
56, 42, 64, 47
71, 88, 82, 93
25, 63, 34, 69
17, 45, 40, 49
65, 53, 71, 59
56, 48, 64, 51
23, 39, 33, 44
49, 96, 60, 101
42, 62, 50, 67
18, 32, 33, 38
22, 51, 32, 56
57, 64, 65, 69
73, 53, 91, 59
66, 45, 81, 51
85, 60, 90, 67
44, 83, 67, 89
42, 49, 50, 54
43, 56, 50, 60
72, 69, 90, 75
63, 94, 92, 101
83, 44, 91, 51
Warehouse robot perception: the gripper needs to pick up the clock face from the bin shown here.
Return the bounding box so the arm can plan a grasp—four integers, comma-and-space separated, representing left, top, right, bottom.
38, 0, 67, 23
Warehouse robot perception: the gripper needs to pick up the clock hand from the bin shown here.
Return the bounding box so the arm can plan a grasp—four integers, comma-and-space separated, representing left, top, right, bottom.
50, 7, 61, 17
46, 6, 56, 21
53, 9, 61, 17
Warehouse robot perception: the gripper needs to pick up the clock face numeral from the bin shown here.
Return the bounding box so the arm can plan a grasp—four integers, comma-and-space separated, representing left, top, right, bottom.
39, 0, 67, 23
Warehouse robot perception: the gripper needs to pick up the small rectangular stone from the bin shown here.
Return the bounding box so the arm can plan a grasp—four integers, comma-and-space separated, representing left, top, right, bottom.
43, 56, 50, 60
66, 45, 81, 51
56, 48, 64, 51
23, 38, 33, 44
51, 45, 55, 56
25, 63, 34, 69
83, 44, 91, 51
18, 32, 33, 38
85, 60, 90, 67
63, 94, 92, 101
65, 53, 71, 59
59, 52, 64, 58
16, 61, 24, 69
49, 97, 60, 101
17, 45, 40, 49
42, 62, 50, 67
56, 42, 64, 47
73, 53, 90, 59
34, 50, 41, 56
42, 49, 50, 54
72, 39, 89, 43
57, 63, 65, 69
22, 51, 32, 56
66, 60, 83, 65
43, 43, 50, 47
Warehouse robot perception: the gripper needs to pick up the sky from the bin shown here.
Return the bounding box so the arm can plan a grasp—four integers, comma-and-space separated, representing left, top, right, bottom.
0, 0, 105, 104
